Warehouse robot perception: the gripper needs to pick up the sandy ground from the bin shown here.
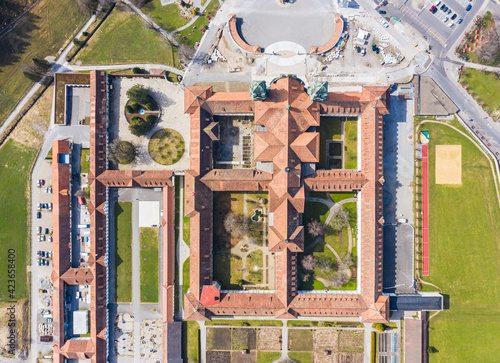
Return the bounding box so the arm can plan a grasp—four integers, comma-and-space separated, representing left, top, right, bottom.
0, 299, 30, 359
435, 144, 462, 184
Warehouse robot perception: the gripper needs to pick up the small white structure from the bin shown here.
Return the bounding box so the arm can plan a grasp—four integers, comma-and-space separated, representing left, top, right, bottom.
73, 310, 89, 335
354, 28, 370, 45
138, 201, 160, 227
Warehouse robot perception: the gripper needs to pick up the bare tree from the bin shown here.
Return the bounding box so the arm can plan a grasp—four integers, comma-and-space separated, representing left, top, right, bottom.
317, 257, 335, 275
223, 212, 246, 238
307, 219, 324, 237
224, 212, 236, 234
330, 207, 349, 231
301, 255, 317, 271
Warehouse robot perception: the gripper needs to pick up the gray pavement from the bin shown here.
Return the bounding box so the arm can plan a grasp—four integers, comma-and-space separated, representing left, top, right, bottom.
383, 94, 416, 294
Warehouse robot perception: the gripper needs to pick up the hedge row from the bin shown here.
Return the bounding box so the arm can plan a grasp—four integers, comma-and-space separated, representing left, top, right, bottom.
0, 76, 54, 147
65, 3, 116, 62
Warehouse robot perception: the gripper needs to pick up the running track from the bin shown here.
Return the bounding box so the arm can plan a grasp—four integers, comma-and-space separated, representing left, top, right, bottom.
422, 144, 429, 276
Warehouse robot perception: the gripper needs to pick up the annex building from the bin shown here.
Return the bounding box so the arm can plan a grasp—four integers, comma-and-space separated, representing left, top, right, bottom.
183, 76, 391, 322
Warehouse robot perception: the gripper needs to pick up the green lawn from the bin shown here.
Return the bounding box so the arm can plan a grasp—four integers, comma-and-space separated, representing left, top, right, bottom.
76, 4, 176, 66
288, 352, 313, 363
245, 250, 263, 284
143, 1, 190, 32
183, 257, 190, 295
460, 68, 500, 117
213, 254, 243, 289
176, 0, 221, 47
0, 140, 37, 300
257, 352, 281, 363
330, 192, 355, 203
80, 148, 90, 174
205, 320, 283, 327
182, 321, 200, 362
421, 123, 500, 362
344, 119, 358, 169
0, 0, 89, 125
303, 201, 330, 246
115, 202, 133, 303
140, 227, 159, 303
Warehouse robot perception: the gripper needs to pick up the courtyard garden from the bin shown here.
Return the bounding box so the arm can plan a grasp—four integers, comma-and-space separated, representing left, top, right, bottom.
206, 326, 281, 363
148, 128, 185, 165
140, 227, 159, 303
115, 202, 132, 303
124, 84, 160, 137
212, 192, 271, 290
416, 121, 500, 361
317, 116, 358, 170
299, 192, 358, 291
288, 328, 363, 362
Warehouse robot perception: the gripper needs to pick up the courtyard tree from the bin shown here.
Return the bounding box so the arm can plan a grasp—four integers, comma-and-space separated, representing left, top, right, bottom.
223, 212, 245, 238
307, 219, 324, 237
330, 206, 349, 231
301, 255, 317, 271
109, 140, 136, 164
129, 116, 149, 136
126, 84, 150, 105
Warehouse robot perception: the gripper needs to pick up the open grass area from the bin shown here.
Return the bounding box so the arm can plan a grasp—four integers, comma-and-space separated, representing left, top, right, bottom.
213, 254, 243, 289
182, 321, 200, 362
80, 148, 90, 174
76, 4, 176, 66
0, 0, 89, 125
344, 119, 358, 169
176, 0, 221, 47
460, 68, 500, 118
303, 201, 330, 246
257, 352, 282, 362
183, 258, 190, 295
420, 123, 500, 362
139, 227, 159, 303
183, 216, 190, 244
0, 140, 37, 300
288, 352, 313, 362
205, 320, 283, 327
245, 250, 263, 284
143, 1, 190, 32
54, 73, 90, 124
330, 192, 355, 203
148, 128, 185, 165
115, 202, 133, 303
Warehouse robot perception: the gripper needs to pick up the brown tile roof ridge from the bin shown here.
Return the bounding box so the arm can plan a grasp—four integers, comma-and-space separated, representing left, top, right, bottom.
201, 169, 273, 181
290, 132, 320, 162
183, 293, 211, 321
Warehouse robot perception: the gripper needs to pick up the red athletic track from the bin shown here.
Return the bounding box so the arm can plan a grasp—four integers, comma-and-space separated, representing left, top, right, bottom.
422, 144, 429, 276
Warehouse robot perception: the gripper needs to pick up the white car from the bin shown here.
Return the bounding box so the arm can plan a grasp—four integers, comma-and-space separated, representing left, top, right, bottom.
37, 203, 42, 210
449, 21, 454, 28
380, 19, 389, 28
443, 17, 449, 23
435, 0, 441, 5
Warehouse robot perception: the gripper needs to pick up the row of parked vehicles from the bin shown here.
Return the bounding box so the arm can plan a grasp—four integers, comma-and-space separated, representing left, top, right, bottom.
429, 0, 469, 28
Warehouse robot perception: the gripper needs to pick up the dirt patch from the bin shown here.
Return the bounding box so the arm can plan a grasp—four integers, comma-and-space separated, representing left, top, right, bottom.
207, 350, 231, 363
230, 350, 257, 362
435, 145, 462, 184
208, 327, 231, 350
338, 331, 364, 353
289, 329, 313, 352
10, 85, 53, 149
0, 299, 29, 359
338, 352, 363, 363
257, 328, 281, 351
314, 329, 339, 352
231, 328, 256, 351
314, 352, 339, 363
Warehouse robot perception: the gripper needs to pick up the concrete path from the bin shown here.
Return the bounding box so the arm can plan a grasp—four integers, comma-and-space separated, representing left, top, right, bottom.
279, 320, 289, 361
363, 323, 373, 363
198, 321, 206, 363
177, 176, 191, 319
67, 63, 184, 75
173, 0, 215, 33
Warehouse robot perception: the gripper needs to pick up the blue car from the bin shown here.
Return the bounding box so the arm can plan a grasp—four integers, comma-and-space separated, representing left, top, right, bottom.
37, 211, 41, 219
466, 4, 471, 10
458, 18, 463, 24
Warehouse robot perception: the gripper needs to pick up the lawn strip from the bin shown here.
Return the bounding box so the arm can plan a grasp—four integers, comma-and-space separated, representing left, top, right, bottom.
115, 202, 133, 303
139, 227, 159, 303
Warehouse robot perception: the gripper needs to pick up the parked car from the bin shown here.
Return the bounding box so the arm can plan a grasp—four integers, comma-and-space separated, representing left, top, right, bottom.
44, 203, 49, 209
429, 5, 435, 12
37, 203, 42, 210
451, 13, 457, 20
37, 212, 41, 219
48, 187, 52, 194
435, 0, 441, 5
45, 228, 49, 234
37, 226, 42, 233
466, 4, 471, 10
444, 17, 449, 23
447, 8, 452, 14
36, 259, 41, 266
37, 179, 45, 187
397, 218, 408, 223
39, 289, 47, 293
449, 21, 454, 28
48, 236, 53, 243
440, 4, 446, 10
378, 10, 386, 14
48, 203, 53, 211
458, 18, 463, 24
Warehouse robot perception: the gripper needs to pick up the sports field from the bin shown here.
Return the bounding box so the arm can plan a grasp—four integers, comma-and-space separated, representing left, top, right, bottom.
421, 122, 500, 361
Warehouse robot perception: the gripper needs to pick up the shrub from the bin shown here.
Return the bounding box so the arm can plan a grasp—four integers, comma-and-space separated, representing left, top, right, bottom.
73, 39, 84, 47
145, 114, 156, 124
82, 31, 90, 37
125, 105, 134, 113
126, 84, 149, 105
129, 116, 149, 136
109, 140, 136, 164
132, 67, 147, 74
192, 8, 198, 15
131, 102, 140, 111
373, 323, 385, 333
145, 102, 154, 111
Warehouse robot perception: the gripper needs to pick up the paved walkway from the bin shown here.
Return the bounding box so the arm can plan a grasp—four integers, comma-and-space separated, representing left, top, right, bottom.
177, 176, 190, 319
173, 0, 215, 33
67, 63, 184, 75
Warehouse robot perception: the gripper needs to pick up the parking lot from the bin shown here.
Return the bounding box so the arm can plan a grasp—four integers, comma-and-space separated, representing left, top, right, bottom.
419, 0, 475, 36
32, 159, 55, 348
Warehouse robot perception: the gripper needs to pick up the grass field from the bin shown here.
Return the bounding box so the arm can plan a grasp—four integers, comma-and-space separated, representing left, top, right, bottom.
80, 148, 90, 173
140, 227, 159, 303
183, 258, 190, 295
257, 352, 282, 362
288, 352, 313, 362
143, 1, 190, 32
115, 202, 132, 303
205, 320, 283, 327
76, 4, 176, 66
460, 68, 500, 117
176, 0, 220, 47
421, 123, 500, 362
0, 0, 89, 125
182, 321, 200, 362
344, 119, 358, 169
0, 140, 37, 301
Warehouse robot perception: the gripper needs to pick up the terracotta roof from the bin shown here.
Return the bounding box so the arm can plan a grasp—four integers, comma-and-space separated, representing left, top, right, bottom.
200, 285, 221, 306
227, 14, 262, 53
310, 15, 345, 54
290, 132, 320, 162
60, 268, 94, 285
